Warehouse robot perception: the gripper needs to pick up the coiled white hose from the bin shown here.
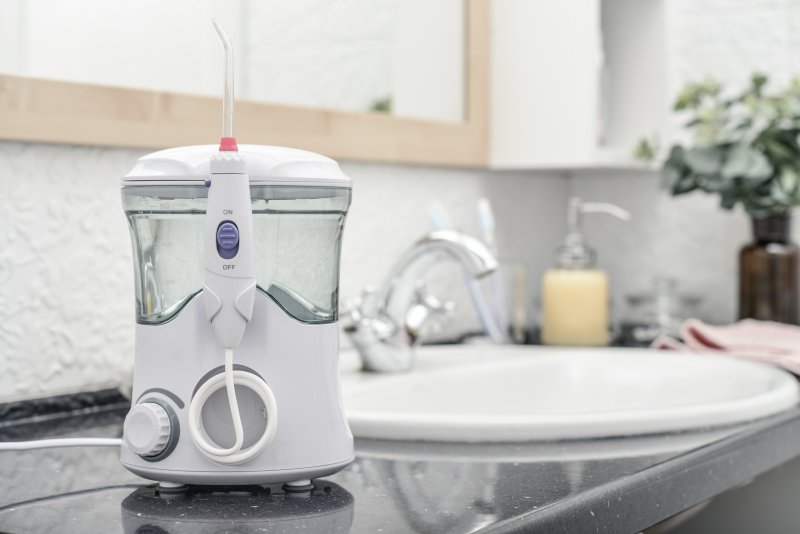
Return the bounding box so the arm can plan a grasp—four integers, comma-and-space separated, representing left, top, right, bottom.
187, 348, 277, 465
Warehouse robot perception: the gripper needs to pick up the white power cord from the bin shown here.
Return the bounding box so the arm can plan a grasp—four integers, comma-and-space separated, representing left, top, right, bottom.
188, 348, 277, 465
0, 438, 122, 450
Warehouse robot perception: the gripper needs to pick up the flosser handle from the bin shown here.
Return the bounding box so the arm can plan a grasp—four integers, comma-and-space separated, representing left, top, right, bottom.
203, 152, 257, 349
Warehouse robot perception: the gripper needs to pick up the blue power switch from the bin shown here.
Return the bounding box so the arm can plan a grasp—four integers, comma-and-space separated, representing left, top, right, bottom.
216, 221, 239, 259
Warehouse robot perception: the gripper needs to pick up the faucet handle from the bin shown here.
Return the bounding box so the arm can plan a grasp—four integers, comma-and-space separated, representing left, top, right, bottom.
359, 285, 380, 314
414, 282, 455, 315
343, 285, 379, 317
404, 281, 455, 340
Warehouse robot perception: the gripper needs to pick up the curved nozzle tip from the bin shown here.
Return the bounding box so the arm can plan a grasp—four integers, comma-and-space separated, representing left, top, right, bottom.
212, 18, 232, 50
211, 18, 235, 142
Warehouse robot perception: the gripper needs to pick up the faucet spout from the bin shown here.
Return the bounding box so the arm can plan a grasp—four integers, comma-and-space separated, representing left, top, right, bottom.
343, 229, 500, 373
378, 229, 498, 316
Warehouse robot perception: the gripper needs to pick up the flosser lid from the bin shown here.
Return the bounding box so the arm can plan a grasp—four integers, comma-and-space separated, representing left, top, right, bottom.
122, 144, 352, 188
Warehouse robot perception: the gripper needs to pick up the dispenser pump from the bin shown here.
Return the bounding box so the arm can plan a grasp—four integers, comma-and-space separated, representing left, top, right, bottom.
557, 197, 631, 269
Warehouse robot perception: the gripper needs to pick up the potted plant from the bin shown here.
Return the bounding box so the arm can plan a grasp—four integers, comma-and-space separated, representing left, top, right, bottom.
640, 73, 800, 324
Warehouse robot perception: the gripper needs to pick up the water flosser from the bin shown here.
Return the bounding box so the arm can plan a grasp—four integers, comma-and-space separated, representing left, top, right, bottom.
116, 19, 354, 488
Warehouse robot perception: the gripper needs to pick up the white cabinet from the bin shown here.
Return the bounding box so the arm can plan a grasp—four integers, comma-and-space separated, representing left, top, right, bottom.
490, 0, 667, 170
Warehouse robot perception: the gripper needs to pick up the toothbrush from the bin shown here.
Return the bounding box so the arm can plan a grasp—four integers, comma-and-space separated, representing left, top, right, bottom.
512, 263, 527, 344
477, 198, 510, 341
427, 200, 454, 231
427, 202, 505, 343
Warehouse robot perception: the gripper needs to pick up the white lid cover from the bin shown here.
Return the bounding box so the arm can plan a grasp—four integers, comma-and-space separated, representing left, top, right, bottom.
123, 144, 352, 187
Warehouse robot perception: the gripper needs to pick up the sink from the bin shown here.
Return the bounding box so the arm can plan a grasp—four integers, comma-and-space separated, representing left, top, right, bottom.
339, 345, 800, 442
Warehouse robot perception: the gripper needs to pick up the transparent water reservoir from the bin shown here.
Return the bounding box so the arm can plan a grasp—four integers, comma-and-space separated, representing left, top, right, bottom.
122, 184, 351, 325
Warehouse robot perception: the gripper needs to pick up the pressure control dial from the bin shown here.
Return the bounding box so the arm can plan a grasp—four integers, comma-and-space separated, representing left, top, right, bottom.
124, 402, 172, 457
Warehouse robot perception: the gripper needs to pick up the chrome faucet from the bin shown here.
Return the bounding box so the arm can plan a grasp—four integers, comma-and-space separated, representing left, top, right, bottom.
343, 229, 499, 372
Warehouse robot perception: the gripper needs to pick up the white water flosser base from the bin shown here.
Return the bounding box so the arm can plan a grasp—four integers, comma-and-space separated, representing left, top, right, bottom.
120, 291, 354, 485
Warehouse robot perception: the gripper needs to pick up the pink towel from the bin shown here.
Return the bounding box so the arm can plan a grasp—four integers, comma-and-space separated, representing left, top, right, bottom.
651, 318, 800, 375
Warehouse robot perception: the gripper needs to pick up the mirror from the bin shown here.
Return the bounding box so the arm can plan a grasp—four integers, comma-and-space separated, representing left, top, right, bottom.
0, 0, 466, 123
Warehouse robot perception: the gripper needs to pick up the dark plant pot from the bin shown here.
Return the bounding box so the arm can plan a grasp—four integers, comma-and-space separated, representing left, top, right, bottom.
739, 213, 799, 324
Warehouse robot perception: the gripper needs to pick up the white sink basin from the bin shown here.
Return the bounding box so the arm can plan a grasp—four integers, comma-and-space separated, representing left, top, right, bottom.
340, 345, 800, 442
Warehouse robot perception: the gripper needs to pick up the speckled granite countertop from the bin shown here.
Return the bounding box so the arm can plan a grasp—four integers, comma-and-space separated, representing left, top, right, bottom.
1, 395, 799, 534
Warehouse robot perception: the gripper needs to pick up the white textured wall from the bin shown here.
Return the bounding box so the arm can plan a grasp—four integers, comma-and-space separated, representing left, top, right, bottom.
666, 0, 800, 96
0, 141, 566, 401
0, 143, 142, 401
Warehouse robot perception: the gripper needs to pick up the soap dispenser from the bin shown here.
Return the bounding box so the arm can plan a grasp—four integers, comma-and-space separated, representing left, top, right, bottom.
541, 197, 631, 346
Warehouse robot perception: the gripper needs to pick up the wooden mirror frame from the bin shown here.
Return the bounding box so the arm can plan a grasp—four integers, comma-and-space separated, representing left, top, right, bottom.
0, 0, 488, 167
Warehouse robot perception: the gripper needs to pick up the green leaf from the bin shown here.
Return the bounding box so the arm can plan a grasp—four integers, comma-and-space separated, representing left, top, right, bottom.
752, 73, 768, 94
779, 166, 800, 196
633, 137, 658, 161
661, 145, 690, 191
674, 85, 699, 111
672, 174, 698, 195
658, 72, 800, 215
661, 164, 682, 190
721, 144, 773, 180
684, 147, 724, 175
720, 188, 738, 210
369, 96, 392, 113
698, 174, 730, 193
771, 176, 793, 204
747, 190, 779, 209
745, 204, 775, 218
665, 145, 686, 165
763, 139, 797, 162
674, 78, 721, 110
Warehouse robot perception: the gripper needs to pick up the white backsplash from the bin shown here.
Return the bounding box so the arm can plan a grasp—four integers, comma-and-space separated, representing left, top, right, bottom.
0, 142, 143, 401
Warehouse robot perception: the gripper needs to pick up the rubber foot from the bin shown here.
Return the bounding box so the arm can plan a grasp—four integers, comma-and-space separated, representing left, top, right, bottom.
282, 479, 314, 493
157, 481, 189, 499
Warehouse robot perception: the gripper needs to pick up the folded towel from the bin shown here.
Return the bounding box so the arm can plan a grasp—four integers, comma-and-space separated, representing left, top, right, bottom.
651, 318, 800, 375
